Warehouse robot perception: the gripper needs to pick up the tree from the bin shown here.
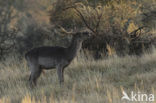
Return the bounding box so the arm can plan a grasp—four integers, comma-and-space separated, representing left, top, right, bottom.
0, 0, 18, 59
49, 0, 155, 57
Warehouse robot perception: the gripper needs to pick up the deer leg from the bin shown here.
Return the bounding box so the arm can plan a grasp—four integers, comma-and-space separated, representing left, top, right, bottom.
29, 65, 41, 87
57, 66, 64, 85
61, 67, 65, 83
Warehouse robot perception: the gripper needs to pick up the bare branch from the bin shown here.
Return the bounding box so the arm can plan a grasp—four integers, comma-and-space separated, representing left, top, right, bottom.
128, 26, 149, 41
129, 26, 146, 35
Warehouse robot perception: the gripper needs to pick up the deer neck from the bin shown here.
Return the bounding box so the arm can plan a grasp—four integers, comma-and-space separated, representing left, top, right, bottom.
67, 38, 83, 61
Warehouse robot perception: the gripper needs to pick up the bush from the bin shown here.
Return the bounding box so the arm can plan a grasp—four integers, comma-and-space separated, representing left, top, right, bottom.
49, 0, 155, 58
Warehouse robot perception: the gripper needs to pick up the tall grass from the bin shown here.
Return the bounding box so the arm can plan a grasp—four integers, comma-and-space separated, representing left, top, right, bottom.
1, 50, 156, 103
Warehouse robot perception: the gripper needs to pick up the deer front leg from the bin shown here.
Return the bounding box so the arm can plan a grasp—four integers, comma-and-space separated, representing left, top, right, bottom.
61, 67, 65, 83
57, 66, 64, 85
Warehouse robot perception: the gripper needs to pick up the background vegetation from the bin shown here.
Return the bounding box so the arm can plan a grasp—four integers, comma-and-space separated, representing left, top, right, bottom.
0, 0, 156, 59
1, 0, 156, 102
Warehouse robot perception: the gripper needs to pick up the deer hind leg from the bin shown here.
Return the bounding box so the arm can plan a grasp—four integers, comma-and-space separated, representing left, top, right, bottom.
29, 64, 41, 87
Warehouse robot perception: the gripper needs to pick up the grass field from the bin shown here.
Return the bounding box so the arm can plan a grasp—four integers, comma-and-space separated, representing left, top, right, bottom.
1, 50, 156, 103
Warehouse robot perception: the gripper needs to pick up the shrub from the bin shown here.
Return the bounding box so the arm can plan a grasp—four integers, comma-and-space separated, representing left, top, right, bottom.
49, 0, 153, 57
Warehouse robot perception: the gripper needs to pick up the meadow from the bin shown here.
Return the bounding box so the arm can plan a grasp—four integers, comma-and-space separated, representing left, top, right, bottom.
1, 0, 156, 103
0, 50, 156, 103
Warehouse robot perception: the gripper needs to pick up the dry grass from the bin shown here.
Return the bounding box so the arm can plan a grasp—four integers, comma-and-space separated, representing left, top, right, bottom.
1, 50, 156, 103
